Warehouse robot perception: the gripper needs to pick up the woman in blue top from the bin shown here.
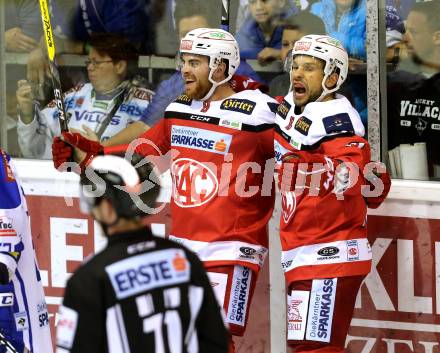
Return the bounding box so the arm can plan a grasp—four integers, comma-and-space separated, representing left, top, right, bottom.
236, 0, 298, 64
311, 0, 366, 60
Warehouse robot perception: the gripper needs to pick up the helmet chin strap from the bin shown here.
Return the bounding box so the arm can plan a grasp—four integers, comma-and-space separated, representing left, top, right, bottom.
200, 62, 231, 101
316, 69, 339, 102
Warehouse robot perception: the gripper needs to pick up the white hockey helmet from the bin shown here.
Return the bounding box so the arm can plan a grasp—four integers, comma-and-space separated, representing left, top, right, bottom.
291, 35, 349, 101
179, 28, 240, 100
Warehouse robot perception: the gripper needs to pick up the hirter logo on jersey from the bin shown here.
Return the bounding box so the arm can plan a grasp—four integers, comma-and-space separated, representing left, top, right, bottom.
175, 94, 193, 106
277, 99, 291, 120
294, 116, 312, 136
220, 98, 256, 115
171, 158, 218, 207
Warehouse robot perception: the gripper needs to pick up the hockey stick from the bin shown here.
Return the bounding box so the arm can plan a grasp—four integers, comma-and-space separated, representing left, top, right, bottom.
0, 332, 19, 353
221, 0, 230, 32
38, 0, 69, 132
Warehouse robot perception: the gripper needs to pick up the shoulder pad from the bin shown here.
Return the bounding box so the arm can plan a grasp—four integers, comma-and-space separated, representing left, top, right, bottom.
267, 102, 279, 113
322, 113, 355, 134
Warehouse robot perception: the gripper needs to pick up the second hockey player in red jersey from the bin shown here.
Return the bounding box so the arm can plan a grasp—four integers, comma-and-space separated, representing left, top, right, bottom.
52, 28, 278, 343
274, 35, 390, 353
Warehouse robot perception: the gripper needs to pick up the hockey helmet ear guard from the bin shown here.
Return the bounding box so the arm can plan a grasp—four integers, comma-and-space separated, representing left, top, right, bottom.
79, 154, 160, 218
178, 28, 240, 100
290, 34, 349, 101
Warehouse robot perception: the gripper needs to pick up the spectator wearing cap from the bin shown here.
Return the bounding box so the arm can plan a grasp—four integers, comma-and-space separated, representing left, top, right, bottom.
385, 5, 405, 66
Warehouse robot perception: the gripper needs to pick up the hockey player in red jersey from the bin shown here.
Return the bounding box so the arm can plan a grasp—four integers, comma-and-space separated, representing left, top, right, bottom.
52, 28, 278, 343
274, 35, 390, 352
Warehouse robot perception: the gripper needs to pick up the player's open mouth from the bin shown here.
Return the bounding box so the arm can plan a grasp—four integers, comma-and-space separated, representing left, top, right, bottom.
293, 83, 306, 98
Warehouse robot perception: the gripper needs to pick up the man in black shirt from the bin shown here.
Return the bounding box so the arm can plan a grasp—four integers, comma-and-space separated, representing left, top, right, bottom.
55, 154, 229, 353
388, 1, 440, 178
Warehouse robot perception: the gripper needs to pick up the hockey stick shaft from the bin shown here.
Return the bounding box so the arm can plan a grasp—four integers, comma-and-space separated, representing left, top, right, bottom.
0, 332, 19, 353
221, 0, 230, 32
38, 0, 69, 132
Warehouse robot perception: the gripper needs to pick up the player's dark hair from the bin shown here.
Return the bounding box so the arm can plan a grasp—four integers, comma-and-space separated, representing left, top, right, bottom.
89, 33, 139, 76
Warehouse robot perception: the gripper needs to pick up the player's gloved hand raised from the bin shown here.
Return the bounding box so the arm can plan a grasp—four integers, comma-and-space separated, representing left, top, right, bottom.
52, 136, 73, 170
364, 161, 391, 209
278, 151, 333, 196
52, 132, 103, 172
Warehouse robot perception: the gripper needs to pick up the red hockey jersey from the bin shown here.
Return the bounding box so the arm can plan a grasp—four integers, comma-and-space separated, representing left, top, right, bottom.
274, 94, 372, 284
107, 89, 277, 272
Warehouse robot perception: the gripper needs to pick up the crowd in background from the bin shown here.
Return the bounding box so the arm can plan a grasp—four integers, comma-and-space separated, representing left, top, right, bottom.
4, 0, 440, 179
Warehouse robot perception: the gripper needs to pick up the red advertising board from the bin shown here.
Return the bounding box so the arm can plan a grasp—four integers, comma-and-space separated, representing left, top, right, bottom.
347, 214, 440, 353
25, 183, 440, 353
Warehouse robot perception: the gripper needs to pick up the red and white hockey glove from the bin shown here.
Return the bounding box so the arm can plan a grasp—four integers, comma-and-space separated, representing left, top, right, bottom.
278, 151, 334, 196
363, 161, 391, 209
52, 136, 73, 170
52, 132, 103, 172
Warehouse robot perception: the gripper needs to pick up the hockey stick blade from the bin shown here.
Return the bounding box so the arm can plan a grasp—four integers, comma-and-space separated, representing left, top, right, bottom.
221, 0, 230, 32
0, 332, 19, 353
39, 0, 69, 132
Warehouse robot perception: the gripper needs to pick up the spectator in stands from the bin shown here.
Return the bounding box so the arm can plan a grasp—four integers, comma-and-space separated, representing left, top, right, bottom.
385, 6, 405, 68
235, 0, 303, 30
236, 0, 293, 64
310, 0, 368, 125
27, 0, 159, 84
16, 33, 153, 159
269, 11, 326, 96
387, 1, 440, 178
5, 0, 41, 53
310, 0, 366, 60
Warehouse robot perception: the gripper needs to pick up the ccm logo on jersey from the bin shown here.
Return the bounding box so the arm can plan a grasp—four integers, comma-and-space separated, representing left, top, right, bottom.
0, 293, 14, 307
105, 249, 190, 299
305, 278, 337, 343
220, 98, 256, 115
227, 266, 252, 326
277, 99, 291, 120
